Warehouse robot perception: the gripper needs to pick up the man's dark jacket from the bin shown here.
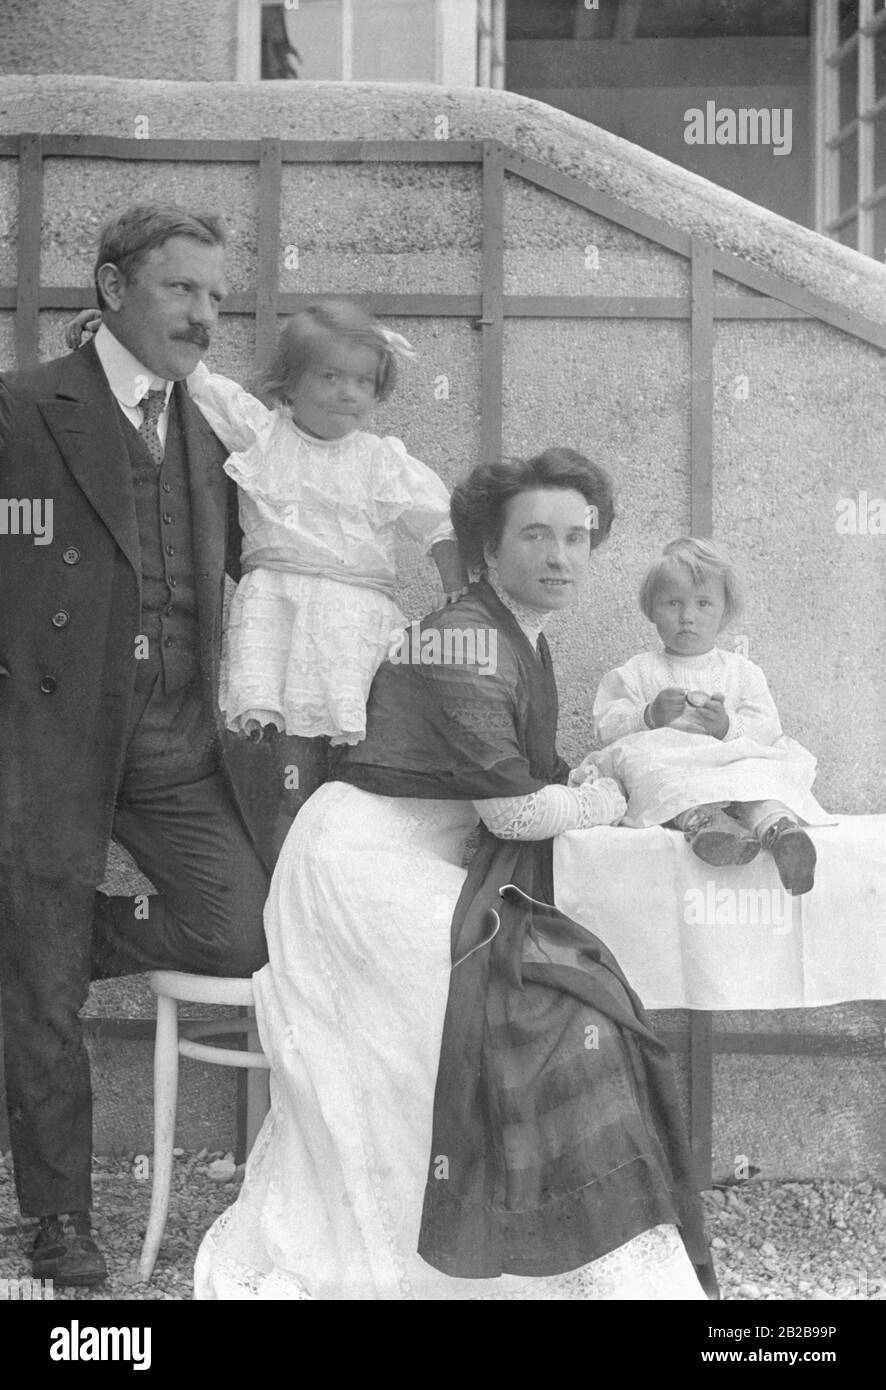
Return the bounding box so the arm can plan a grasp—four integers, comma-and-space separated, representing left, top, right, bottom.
0, 338, 247, 904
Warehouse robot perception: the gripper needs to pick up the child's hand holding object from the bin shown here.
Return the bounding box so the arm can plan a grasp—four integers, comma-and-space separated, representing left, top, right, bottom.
692, 691, 729, 739
645, 687, 688, 728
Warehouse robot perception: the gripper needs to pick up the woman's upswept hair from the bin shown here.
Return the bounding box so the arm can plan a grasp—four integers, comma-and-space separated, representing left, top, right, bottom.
639, 536, 743, 629
450, 449, 615, 574
255, 299, 399, 406
93, 203, 226, 310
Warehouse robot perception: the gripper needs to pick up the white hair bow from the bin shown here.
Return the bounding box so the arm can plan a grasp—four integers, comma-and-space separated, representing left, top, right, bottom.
377, 327, 417, 361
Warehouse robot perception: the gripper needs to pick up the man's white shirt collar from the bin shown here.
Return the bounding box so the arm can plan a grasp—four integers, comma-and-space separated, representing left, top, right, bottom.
94, 323, 173, 410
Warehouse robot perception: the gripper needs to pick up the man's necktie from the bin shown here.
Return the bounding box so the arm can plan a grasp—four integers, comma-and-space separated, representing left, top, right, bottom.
138, 388, 167, 466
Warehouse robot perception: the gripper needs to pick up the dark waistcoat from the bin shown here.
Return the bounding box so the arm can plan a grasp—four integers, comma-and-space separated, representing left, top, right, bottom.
121, 397, 200, 694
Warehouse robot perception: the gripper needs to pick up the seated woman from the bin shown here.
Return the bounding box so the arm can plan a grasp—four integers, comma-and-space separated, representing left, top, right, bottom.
194, 449, 717, 1301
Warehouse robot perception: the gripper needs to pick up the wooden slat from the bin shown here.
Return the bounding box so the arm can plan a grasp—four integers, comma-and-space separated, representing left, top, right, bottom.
710, 247, 886, 351
714, 298, 812, 321
32, 288, 484, 317
255, 138, 282, 366
712, 1031, 886, 1057
277, 292, 482, 317
15, 133, 43, 368
480, 141, 505, 466
690, 238, 714, 538
503, 149, 692, 257
689, 1011, 714, 1190
36, 135, 483, 164
504, 295, 689, 318
39, 135, 261, 161
36, 287, 258, 313
279, 139, 483, 163
17, 289, 837, 324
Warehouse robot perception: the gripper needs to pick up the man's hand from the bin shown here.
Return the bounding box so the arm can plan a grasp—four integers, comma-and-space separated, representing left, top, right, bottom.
647, 687, 689, 728
695, 691, 729, 739
64, 309, 102, 350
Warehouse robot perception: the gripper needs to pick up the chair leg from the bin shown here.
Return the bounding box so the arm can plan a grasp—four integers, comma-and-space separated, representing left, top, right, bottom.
139, 994, 180, 1282
245, 1018, 270, 1154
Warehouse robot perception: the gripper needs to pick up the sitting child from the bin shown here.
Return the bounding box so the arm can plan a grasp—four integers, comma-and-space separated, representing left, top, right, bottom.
589, 537, 831, 895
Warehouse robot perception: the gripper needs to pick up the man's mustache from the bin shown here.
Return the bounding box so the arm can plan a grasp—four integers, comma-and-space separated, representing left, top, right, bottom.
174, 329, 211, 349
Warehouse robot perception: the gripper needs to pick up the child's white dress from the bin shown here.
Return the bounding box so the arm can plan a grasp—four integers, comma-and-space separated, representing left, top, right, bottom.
591, 647, 831, 828
188, 363, 454, 743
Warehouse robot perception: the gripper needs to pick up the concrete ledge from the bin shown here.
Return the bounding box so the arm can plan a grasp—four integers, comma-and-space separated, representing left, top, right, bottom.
1, 75, 885, 322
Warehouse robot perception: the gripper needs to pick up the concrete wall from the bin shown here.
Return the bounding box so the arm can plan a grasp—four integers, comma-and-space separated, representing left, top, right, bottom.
1, 76, 886, 1175
0, 0, 240, 81
507, 37, 813, 230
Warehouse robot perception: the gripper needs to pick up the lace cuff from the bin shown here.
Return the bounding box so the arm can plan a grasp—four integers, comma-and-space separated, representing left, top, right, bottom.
474, 778, 626, 840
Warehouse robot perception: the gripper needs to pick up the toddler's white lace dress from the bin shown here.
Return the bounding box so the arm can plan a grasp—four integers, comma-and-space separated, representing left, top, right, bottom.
592, 647, 831, 828
187, 363, 454, 743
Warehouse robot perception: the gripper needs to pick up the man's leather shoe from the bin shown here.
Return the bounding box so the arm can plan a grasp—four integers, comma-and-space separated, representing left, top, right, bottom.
32, 1212, 108, 1286
762, 817, 816, 896
681, 806, 761, 867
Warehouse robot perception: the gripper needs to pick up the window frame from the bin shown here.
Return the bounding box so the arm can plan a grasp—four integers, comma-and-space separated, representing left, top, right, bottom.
237, 0, 478, 85
815, 0, 886, 255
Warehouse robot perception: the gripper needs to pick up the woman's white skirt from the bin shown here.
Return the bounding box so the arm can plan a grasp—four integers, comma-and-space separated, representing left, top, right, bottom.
193, 783, 709, 1300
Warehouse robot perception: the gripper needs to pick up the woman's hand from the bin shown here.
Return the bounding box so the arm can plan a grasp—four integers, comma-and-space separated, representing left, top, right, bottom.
64, 308, 102, 350
647, 687, 688, 728
695, 691, 729, 739
577, 775, 627, 826
568, 753, 600, 788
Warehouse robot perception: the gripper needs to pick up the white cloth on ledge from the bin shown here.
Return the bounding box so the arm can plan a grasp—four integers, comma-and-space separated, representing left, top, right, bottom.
553, 815, 886, 1011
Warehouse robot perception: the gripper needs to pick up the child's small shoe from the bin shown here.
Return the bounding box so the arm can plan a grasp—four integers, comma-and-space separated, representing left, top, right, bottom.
761, 817, 816, 896
680, 807, 761, 867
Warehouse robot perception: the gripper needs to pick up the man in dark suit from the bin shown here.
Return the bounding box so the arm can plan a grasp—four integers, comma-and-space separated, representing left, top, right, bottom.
0, 204, 269, 1285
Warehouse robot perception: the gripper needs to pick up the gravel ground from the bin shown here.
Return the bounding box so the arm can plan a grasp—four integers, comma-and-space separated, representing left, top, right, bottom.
1, 1147, 884, 1300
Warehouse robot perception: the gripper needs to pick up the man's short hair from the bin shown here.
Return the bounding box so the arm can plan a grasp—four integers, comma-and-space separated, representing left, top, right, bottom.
93, 203, 227, 309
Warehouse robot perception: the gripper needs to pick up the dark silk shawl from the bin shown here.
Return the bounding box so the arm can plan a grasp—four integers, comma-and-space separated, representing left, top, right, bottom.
332, 579, 717, 1297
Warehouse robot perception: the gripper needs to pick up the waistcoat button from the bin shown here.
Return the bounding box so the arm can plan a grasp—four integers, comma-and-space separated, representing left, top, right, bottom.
51, 610, 70, 628
39, 676, 57, 693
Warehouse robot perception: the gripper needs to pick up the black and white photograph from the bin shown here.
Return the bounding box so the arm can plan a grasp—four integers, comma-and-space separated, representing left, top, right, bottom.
0, 0, 883, 1361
